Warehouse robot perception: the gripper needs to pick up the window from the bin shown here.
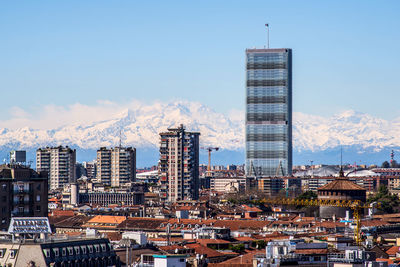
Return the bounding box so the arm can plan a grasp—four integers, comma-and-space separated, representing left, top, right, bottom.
67, 247, 73, 255
101, 244, 106, 252
62, 248, 66, 256
10, 249, 17, 259
53, 248, 59, 257
36, 206, 41, 212
74, 246, 80, 255
0, 249, 5, 258
88, 245, 93, 253
43, 249, 50, 258
94, 244, 100, 253
2, 184, 6, 191
80, 246, 87, 254
36, 195, 41, 202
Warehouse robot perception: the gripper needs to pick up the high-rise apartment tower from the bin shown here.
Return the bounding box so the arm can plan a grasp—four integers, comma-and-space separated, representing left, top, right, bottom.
96, 147, 136, 187
245, 48, 292, 177
158, 125, 200, 202
36, 146, 76, 190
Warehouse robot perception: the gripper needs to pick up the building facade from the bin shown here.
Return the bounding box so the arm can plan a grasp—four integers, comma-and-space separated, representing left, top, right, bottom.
36, 146, 76, 190
96, 147, 136, 187
83, 161, 97, 180
79, 192, 144, 206
158, 125, 200, 202
245, 48, 292, 177
210, 177, 248, 193
0, 164, 48, 230
0, 237, 119, 267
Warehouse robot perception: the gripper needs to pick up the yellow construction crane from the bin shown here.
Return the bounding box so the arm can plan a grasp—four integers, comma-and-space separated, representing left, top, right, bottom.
261, 198, 378, 246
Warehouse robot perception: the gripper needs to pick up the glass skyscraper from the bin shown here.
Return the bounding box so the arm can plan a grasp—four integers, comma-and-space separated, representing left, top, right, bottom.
245, 48, 292, 177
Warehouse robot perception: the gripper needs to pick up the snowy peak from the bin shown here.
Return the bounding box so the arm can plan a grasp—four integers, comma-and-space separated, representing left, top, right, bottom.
0, 101, 244, 151
293, 110, 399, 152
0, 101, 399, 154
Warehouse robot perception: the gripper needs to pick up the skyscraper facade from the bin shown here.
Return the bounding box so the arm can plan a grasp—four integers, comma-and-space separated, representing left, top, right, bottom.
36, 146, 76, 190
96, 146, 136, 187
158, 125, 200, 202
245, 48, 292, 177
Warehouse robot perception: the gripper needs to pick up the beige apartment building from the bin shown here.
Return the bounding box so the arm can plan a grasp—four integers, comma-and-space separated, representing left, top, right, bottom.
96, 146, 136, 187
36, 146, 76, 190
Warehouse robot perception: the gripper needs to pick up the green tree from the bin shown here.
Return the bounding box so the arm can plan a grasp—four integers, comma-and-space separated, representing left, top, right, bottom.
255, 240, 267, 249
296, 191, 317, 201
368, 185, 400, 214
229, 244, 245, 253
391, 160, 400, 168
381, 161, 390, 168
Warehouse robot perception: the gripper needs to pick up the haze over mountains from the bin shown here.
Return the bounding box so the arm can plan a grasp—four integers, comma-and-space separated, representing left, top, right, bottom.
0, 100, 397, 166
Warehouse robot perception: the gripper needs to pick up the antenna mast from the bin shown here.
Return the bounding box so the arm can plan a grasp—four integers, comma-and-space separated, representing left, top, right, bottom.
340, 146, 343, 168
265, 24, 270, 48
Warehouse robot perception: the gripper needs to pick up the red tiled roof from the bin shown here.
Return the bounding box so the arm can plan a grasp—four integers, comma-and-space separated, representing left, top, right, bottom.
197, 239, 231, 245
185, 243, 225, 258
241, 205, 262, 213
235, 236, 256, 242
87, 215, 126, 224
51, 210, 75, 216
386, 246, 400, 256
117, 217, 168, 230
105, 232, 122, 241
318, 177, 366, 191
217, 250, 264, 265
213, 220, 272, 231
158, 245, 183, 252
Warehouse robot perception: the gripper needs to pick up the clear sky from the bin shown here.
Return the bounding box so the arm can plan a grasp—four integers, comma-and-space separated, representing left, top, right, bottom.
1, 0, 400, 124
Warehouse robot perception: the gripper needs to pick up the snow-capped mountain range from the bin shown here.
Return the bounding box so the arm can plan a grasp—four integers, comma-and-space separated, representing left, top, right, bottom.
0, 101, 398, 165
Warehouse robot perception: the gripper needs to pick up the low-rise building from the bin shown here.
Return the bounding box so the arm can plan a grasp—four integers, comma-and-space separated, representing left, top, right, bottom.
210, 177, 248, 193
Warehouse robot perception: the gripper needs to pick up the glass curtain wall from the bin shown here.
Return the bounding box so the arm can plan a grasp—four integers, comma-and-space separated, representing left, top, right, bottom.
245, 48, 292, 177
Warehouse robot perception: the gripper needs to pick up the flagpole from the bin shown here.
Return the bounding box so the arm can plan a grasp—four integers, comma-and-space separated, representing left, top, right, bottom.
265, 24, 269, 48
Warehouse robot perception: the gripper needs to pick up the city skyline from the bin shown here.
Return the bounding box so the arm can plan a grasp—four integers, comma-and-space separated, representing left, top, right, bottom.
1, 1, 400, 127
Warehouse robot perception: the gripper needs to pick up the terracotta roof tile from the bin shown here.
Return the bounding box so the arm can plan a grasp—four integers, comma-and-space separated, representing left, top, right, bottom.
235, 236, 256, 242
87, 215, 126, 224
197, 239, 231, 245
51, 210, 75, 216
386, 246, 400, 256
117, 217, 168, 230
185, 243, 225, 258
318, 178, 366, 191
218, 250, 264, 265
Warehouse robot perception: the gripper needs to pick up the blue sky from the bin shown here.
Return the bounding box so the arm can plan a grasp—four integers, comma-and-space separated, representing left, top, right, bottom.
1, 1, 400, 124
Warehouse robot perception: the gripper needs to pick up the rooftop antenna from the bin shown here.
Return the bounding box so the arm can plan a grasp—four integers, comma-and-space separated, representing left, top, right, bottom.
265, 24, 270, 48
339, 146, 344, 177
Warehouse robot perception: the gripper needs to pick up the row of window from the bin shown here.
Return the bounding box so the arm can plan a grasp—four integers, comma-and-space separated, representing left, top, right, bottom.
247, 103, 287, 113
0, 248, 17, 259
42, 243, 110, 258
